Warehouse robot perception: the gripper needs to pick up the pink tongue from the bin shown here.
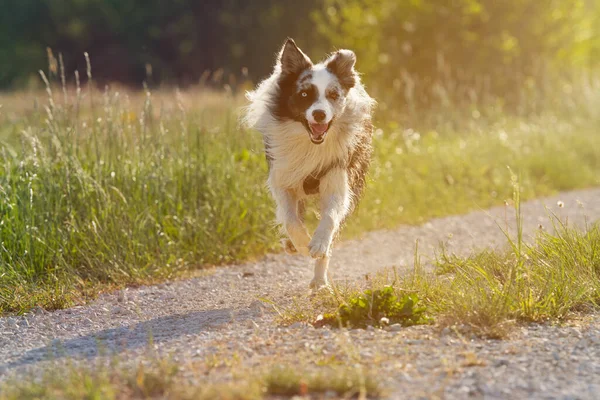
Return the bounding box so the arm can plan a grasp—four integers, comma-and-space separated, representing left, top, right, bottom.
311, 123, 328, 135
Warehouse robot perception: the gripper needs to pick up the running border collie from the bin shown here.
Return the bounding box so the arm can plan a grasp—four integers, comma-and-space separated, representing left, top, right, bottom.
244, 38, 376, 288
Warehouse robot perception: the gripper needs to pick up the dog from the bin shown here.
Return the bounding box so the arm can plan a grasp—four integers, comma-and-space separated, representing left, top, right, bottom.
244, 38, 376, 289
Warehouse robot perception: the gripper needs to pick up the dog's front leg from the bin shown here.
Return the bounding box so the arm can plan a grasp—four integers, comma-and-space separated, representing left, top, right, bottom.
272, 187, 311, 256
309, 168, 351, 259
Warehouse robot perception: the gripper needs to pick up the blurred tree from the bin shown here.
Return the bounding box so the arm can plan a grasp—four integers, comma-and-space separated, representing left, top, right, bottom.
314, 0, 600, 108
0, 0, 598, 98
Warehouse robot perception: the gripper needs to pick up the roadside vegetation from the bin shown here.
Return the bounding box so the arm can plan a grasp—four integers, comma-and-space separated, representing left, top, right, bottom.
0, 356, 381, 400
278, 185, 600, 338
1, 61, 600, 314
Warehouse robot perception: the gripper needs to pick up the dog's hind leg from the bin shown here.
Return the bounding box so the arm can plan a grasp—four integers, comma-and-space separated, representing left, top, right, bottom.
272, 187, 311, 256
308, 168, 350, 259
281, 199, 308, 254
310, 256, 330, 289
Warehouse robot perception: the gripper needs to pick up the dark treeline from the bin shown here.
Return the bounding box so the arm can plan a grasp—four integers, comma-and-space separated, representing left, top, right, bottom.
1, 0, 599, 109
0, 0, 323, 88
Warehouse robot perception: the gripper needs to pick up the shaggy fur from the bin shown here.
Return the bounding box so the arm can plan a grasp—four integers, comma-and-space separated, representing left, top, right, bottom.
244, 38, 375, 288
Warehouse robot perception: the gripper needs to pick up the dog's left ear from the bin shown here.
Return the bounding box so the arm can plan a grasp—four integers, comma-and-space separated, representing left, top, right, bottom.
326, 49, 357, 90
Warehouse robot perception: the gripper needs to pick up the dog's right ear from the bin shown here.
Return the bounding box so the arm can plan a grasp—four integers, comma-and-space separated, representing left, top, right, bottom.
279, 38, 312, 75
326, 49, 357, 90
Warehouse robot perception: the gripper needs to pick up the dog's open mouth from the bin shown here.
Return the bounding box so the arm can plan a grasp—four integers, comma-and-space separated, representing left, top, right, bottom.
308, 122, 330, 144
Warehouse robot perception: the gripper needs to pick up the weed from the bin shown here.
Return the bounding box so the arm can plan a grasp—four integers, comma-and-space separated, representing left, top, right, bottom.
0, 357, 381, 400
323, 286, 429, 328
264, 364, 381, 398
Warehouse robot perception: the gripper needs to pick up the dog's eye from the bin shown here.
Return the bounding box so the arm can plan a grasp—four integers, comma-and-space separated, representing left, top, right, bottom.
301, 91, 308, 98
328, 92, 339, 101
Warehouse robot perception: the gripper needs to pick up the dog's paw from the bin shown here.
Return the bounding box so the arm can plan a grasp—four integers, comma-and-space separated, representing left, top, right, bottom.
308, 237, 331, 259
282, 238, 310, 256
296, 246, 310, 256
309, 277, 333, 296
287, 225, 311, 257
281, 238, 297, 254
309, 277, 329, 289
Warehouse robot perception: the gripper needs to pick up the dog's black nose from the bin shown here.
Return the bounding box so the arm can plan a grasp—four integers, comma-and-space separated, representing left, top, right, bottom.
312, 110, 326, 123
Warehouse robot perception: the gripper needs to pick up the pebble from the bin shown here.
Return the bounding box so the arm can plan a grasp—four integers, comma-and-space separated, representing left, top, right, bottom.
289, 322, 306, 330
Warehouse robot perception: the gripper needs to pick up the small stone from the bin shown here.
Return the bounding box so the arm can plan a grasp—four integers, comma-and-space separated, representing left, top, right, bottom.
289, 322, 305, 329
112, 306, 125, 315
30, 306, 48, 315
117, 291, 127, 303
389, 323, 402, 332
246, 320, 259, 329
248, 300, 267, 312
494, 359, 509, 367
360, 350, 373, 359
319, 329, 332, 338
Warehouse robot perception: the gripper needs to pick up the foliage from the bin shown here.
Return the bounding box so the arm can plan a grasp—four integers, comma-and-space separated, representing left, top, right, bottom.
0, 357, 379, 400
2, 0, 600, 103
315, 0, 600, 110
330, 286, 428, 328
432, 221, 600, 338
0, 360, 261, 400
264, 365, 380, 398
0, 84, 279, 313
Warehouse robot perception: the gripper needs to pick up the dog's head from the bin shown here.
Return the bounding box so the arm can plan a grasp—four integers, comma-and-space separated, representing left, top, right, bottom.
274, 38, 358, 145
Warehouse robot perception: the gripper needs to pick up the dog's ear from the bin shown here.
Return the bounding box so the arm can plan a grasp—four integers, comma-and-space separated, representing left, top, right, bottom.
279, 38, 312, 75
326, 49, 357, 90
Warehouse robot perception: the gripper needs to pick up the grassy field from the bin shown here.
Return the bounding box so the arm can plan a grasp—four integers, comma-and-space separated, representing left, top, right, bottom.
0, 72, 600, 314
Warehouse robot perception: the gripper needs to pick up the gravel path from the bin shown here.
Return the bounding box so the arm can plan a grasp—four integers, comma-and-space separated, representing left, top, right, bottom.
1, 188, 600, 398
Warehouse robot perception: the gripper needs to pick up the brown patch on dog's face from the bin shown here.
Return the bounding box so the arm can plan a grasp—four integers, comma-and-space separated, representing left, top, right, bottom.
272, 40, 360, 144
326, 49, 357, 90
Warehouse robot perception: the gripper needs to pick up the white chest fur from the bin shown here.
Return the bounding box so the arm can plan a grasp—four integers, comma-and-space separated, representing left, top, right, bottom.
266, 120, 349, 192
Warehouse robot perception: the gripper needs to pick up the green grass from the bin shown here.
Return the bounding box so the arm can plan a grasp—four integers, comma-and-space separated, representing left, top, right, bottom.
431, 219, 600, 337
0, 357, 381, 400
279, 194, 600, 338
320, 286, 430, 328
264, 364, 381, 398
0, 88, 278, 313
0, 358, 257, 400
0, 73, 599, 313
